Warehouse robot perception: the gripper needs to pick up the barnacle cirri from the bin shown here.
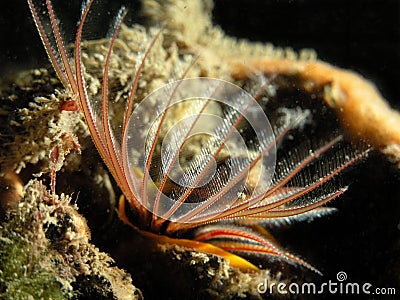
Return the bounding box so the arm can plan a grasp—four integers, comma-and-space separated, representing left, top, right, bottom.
26, 0, 370, 278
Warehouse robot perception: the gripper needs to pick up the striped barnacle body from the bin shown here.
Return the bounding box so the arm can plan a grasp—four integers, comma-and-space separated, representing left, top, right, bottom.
27, 0, 368, 275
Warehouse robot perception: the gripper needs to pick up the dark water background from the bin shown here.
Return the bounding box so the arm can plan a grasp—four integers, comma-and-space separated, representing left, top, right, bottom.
0, 0, 399, 298
1, 0, 399, 107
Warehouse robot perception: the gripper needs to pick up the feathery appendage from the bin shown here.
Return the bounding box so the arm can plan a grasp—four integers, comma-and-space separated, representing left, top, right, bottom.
28, 0, 369, 274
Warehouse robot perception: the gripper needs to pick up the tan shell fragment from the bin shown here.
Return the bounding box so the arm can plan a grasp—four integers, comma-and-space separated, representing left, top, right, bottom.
230, 58, 400, 166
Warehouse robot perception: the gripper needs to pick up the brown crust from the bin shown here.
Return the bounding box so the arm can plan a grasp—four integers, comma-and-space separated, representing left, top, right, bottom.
230, 58, 400, 165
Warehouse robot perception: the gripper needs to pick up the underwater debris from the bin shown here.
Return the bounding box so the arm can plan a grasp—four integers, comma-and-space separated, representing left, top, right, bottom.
0, 68, 86, 175
0, 179, 140, 299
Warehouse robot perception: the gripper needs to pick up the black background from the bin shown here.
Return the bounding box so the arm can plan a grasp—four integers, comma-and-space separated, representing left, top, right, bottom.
213, 0, 400, 108
0, 0, 399, 298
0, 0, 399, 107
